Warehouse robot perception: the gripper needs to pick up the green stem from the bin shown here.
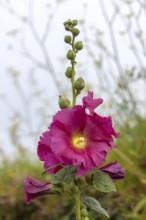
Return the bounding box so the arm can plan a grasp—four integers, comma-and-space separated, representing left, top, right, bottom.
75, 190, 81, 220
71, 36, 76, 107
71, 61, 76, 106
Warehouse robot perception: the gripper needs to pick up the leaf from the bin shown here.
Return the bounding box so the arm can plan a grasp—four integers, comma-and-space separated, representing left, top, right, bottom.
82, 197, 110, 218
52, 165, 78, 185
93, 170, 116, 193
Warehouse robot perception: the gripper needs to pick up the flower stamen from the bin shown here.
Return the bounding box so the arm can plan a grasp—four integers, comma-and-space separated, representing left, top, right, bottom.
72, 134, 87, 150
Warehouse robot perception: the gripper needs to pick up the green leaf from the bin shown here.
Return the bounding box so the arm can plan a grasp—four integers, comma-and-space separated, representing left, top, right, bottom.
93, 170, 116, 193
52, 165, 78, 184
82, 197, 110, 218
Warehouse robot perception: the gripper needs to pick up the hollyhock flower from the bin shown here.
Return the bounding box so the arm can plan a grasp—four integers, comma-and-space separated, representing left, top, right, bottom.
24, 177, 52, 204
38, 92, 119, 176
100, 161, 126, 181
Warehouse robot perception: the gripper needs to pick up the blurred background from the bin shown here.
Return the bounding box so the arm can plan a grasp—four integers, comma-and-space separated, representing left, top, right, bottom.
0, 0, 146, 219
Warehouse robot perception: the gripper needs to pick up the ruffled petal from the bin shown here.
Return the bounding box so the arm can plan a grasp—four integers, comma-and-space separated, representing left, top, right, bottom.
83, 91, 103, 114
38, 131, 61, 174
52, 105, 86, 134
92, 113, 119, 140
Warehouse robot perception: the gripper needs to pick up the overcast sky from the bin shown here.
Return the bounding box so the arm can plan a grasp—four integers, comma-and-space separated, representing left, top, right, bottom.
0, 0, 145, 158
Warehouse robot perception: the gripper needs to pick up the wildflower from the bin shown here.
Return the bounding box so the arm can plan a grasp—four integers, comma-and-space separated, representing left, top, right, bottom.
38, 92, 119, 176
24, 177, 52, 204
100, 161, 126, 181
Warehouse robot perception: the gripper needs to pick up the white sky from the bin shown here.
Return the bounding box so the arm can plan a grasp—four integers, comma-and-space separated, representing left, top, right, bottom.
0, 0, 146, 158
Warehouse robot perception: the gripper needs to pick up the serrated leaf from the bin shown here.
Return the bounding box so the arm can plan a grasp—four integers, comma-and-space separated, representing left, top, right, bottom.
93, 170, 116, 193
82, 197, 110, 218
52, 165, 78, 184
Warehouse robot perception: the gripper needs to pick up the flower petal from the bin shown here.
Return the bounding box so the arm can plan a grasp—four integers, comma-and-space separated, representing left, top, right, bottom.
100, 161, 126, 181
83, 91, 103, 114
52, 105, 86, 134
38, 131, 61, 173
24, 177, 52, 204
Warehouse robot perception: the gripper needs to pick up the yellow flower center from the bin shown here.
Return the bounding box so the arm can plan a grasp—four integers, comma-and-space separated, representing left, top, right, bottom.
71, 134, 87, 150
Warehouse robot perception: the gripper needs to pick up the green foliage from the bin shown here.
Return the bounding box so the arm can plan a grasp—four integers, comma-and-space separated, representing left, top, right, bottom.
1, 117, 146, 219
52, 165, 78, 184
82, 197, 110, 218
93, 170, 116, 193
98, 116, 146, 219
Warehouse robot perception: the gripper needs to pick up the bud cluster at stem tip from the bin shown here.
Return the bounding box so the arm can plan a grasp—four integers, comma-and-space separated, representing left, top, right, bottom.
62, 19, 85, 107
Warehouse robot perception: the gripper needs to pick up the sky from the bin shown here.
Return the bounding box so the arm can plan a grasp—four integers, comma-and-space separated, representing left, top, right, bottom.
0, 0, 145, 159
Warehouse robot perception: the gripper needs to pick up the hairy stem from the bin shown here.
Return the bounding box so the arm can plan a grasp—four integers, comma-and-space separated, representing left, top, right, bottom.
75, 190, 81, 220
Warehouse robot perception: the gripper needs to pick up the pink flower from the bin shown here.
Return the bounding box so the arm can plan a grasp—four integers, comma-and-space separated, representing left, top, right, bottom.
100, 161, 126, 181
24, 177, 52, 204
38, 92, 119, 176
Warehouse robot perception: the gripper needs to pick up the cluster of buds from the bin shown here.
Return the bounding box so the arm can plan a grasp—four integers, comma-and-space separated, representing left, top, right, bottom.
58, 19, 85, 109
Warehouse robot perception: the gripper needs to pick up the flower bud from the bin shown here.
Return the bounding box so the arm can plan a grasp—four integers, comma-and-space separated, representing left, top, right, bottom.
72, 28, 80, 36
77, 177, 84, 185
59, 96, 71, 109
65, 67, 73, 78
72, 19, 78, 26
66, 50, 76, 60
80, 204, 86, 209
84, 217, 89, 220
63, 19, 72, 26
81, 208, 88, 217
65, 25, 72, 31
71, 185, 79, 193
64, 35, 71, 44
75, 41, 83, 50
74, 77, 85, 91
85, 173, 94, 185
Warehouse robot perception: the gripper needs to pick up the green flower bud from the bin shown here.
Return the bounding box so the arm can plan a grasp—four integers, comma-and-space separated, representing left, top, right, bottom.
64, 35, 71, 44
64, 19, 73, 31
75, 41, 83, 50
65, 26, 72, 31
80, 203, 86, 209
66, 50, 76, 60
84, 217, 89, 220
72, 19, 78, 26
81, 208, 88, 217
64, 19, 72, 26
72, 28, 80, 36
65, 67, 73, 78
77, 177, 84, 185
71, 185, 79, 193
59, 96, 71, 109
85, 173, 94, 185
74, 77, 85, 91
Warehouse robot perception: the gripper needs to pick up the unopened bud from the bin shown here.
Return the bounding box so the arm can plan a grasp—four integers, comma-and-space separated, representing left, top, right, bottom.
72, 19, 78, 26
77, 177, 84, 185
64, 19, 73, 31
72, 185, 79, 193
72, 28, 80, 36
74, 77, 85, 91
81, 208, 88, 217
84, 217, 89, 220
65, 67, 73, 78
85, 173, 93, 185
59, 96, 71, 109
64, 35, 71, 44
75, 41, 83, 50
66, 50, 76, 60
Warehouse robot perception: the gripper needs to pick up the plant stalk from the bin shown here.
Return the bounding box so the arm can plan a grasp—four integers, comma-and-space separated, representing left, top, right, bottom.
75, 190, 81, 220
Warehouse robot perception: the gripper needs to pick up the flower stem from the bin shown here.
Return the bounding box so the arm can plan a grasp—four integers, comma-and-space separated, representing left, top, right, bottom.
71, 36, 76, 107
75, 190, 81, 220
